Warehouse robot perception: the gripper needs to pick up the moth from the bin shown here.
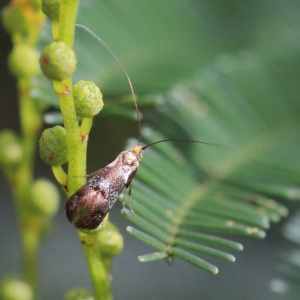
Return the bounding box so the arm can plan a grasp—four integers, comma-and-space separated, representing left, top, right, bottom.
66, 24, 222, 230
66, 145, 142, 230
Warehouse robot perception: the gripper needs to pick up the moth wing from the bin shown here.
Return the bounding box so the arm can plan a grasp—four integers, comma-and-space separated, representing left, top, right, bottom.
66, 184, 108, 230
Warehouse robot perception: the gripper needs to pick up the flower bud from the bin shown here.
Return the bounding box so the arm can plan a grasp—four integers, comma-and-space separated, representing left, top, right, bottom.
39, 126, 68, 165
64, 288, 93, 300
28, 0, 42, 10
42, 0, 60, 20
0, 277, 33, 300
0, 130, 23, 168
97, 222, 123, 258
30, 179, 60, 217
40, 41, 77, 81
1, 5, 28, 35
73, 81, 103, 118
8, 44, 40, 78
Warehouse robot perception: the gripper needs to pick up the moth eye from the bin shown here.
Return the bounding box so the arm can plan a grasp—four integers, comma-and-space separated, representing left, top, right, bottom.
123, 151, 137, 166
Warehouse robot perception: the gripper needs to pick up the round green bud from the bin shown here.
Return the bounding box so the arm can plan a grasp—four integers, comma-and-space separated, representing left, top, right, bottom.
39, 126, 68, 165
30, 179, 60, 217
0, 277, 33, 300
42, 0, 60, 20
8, 44, 40, 78
29, 0, 42, 10
73, 81, 103, 118
0, 130, 23, 168
1, 5, 28, 35
40, 41, 77, 81
97, 222, 123, 258
64, 288, 93, 300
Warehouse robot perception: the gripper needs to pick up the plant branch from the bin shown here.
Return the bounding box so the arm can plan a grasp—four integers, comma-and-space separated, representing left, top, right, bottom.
55, 1, 113, 299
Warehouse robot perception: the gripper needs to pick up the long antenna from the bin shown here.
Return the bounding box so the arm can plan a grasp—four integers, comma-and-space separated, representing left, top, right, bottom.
142, 139, 227, 150
76, 23, 142, 144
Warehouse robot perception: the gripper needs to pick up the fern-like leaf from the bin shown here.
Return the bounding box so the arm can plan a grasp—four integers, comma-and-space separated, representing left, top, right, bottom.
270, 211, 300, 298
120, 49, 300, 272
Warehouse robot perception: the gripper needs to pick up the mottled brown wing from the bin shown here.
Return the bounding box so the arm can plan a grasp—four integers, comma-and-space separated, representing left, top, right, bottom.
66, 184, 110, 230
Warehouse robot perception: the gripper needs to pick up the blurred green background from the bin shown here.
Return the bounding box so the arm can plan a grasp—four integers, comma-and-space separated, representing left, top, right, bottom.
1, 0, 300, 299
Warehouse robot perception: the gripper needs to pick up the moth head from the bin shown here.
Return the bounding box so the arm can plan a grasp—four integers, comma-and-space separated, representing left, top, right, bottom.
123, 145, 142, 166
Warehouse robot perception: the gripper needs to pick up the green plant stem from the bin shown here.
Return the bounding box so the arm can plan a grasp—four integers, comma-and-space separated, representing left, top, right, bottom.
57, 1, 112, 299
52, 165, 68, 186
79, 232, 112, 300
18, 78, 41, 185
53, 79, 85, 193
80, 117, 93, 138
52, 21, 59, 40
22, 221, 40, 289
59, 0, 79, 48
15, 78, 43, 292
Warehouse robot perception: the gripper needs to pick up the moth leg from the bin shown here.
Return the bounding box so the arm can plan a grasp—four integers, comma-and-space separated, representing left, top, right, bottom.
74, 170, 99, 178
124, 170, 137, 214
121, 189, 127, 212
128, 184, 135, 214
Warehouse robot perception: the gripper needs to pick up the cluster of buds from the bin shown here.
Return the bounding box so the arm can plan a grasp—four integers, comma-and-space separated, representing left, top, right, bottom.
96, 222, 123, 259
0, 129, 60, 219
0, 277, 33, 300
40, 41, 77, 81
39, 44, 103, 116
39, 125, 68, 166
0, 130, 23, 169
39, 3, 104, 164
1, 0, 45, 79
1, 0, 119, 299
29, 178, 60, 217
41, 0, 60, 21
64, 288, 93, 300
9, 44, 40, 78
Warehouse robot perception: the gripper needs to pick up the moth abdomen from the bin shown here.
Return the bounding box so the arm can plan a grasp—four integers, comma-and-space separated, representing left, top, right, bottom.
66, 184, 111, 230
